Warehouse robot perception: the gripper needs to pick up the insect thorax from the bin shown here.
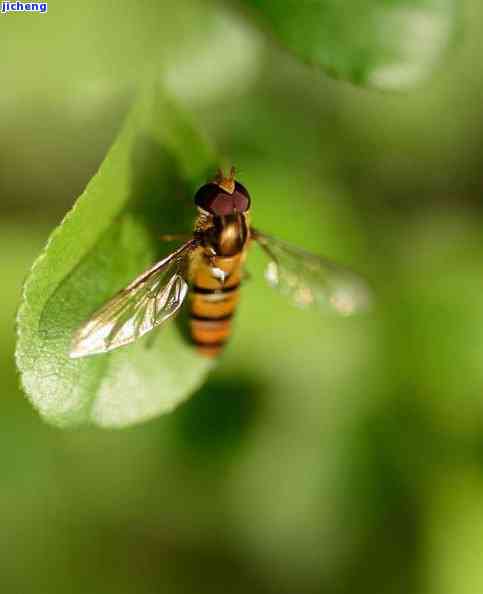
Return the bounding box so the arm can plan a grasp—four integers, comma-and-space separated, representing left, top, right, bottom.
194, 209, 250, 258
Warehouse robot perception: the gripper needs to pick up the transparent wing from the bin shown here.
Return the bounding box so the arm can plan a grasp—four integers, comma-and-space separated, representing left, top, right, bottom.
70, 240, 197, 358
252, 229, 372, 315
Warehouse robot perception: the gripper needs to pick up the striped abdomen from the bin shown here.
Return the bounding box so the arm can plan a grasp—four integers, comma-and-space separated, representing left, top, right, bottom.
189, 252, 244, 357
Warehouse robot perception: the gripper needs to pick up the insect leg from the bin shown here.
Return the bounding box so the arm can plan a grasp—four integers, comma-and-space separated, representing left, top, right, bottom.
241, 268, 252, 282
159, 233, 192, 242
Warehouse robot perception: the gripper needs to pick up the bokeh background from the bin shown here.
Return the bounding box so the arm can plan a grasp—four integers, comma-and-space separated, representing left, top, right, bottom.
2, 1, 483, 592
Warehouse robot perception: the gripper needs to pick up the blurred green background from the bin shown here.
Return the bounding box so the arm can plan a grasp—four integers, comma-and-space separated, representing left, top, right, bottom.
3, 1, 483, 592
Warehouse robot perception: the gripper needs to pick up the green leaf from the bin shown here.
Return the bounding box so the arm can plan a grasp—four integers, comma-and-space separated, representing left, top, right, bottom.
16, 85, 217, 429
241, 0, 459, 90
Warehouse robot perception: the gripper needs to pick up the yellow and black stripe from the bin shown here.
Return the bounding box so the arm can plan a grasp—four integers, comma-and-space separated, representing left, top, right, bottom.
189, 253, 243, 357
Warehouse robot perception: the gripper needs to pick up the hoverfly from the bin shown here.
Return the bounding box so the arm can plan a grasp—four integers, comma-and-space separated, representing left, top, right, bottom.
70, 168, 371, 359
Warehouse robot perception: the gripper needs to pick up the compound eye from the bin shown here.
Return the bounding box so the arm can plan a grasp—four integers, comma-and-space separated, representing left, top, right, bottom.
194, 183, 221, 213
233, 182, 251, 212
194, 181, 251, 215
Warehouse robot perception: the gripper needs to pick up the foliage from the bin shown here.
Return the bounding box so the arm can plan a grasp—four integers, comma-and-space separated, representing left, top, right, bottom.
243, 0, 458, 89
16, 85, 217, 428
14, 0, 461, 429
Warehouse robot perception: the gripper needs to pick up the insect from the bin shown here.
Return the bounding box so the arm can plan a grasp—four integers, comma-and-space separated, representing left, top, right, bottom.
70, 168, 371, 359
